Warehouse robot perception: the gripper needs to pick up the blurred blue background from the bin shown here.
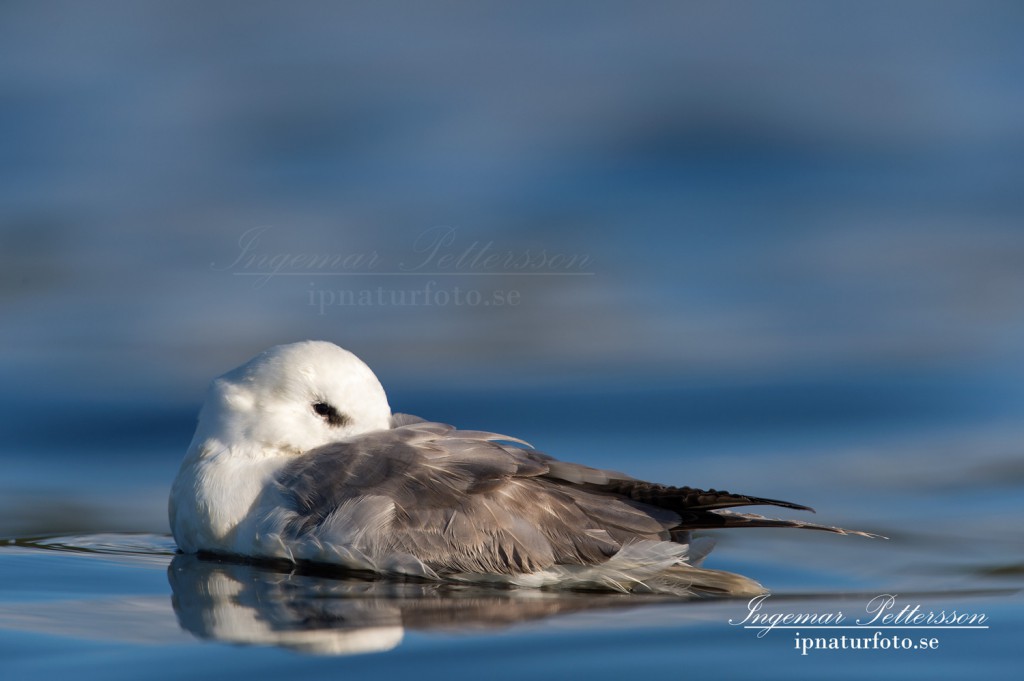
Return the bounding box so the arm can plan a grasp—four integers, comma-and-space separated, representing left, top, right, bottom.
3, 0, 1024, 530
1, 3, 1023, 677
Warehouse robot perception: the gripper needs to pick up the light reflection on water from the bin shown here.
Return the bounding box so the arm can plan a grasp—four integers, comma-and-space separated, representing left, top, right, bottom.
1, 376, 1021, 678
0, 532, 1020, 679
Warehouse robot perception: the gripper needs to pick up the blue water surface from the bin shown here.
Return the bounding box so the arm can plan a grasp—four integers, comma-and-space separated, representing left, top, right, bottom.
2, 2, 1023, 678
1, 384, 1022, 679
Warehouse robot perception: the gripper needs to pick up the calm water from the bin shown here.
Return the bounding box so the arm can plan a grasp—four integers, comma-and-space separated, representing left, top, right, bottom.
3, 2, 1024, 678
1, 385, 1022, 679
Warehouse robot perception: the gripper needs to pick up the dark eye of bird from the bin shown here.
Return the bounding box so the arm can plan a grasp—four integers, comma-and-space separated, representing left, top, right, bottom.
312, 401, 349, 427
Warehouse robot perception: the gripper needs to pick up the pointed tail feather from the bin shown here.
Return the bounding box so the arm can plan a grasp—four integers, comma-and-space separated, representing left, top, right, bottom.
683, 509, 885, 538
597, 480, 882, 538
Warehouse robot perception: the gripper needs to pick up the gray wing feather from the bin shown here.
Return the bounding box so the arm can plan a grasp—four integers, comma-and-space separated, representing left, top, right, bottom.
389, 412, 428, 428
273, 418, 866, 577
274, 421, 674, 575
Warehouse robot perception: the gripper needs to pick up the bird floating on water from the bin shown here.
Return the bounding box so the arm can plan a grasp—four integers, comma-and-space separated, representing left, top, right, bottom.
170, 341, 876, 597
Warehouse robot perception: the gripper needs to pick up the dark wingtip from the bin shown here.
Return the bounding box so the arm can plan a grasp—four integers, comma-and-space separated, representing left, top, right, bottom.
759, 498, 815, 513
721, 493, 815, 514
597, 481, 819, 515
681, 487, 819, 514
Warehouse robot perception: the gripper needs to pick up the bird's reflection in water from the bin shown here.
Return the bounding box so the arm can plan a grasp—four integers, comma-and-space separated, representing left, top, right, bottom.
168, 553, 673, 655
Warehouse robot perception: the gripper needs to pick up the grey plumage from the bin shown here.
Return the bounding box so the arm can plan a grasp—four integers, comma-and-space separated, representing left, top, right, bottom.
263, 414, 875, 595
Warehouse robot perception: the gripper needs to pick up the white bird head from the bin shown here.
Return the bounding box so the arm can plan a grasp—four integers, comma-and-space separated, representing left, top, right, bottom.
190, 341, 392, 457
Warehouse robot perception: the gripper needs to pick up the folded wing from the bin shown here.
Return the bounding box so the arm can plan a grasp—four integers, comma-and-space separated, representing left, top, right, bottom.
272, 417, 872, 578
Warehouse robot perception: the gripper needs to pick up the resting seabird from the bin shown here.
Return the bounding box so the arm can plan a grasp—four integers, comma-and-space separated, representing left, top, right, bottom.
169, 341, 873, 597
